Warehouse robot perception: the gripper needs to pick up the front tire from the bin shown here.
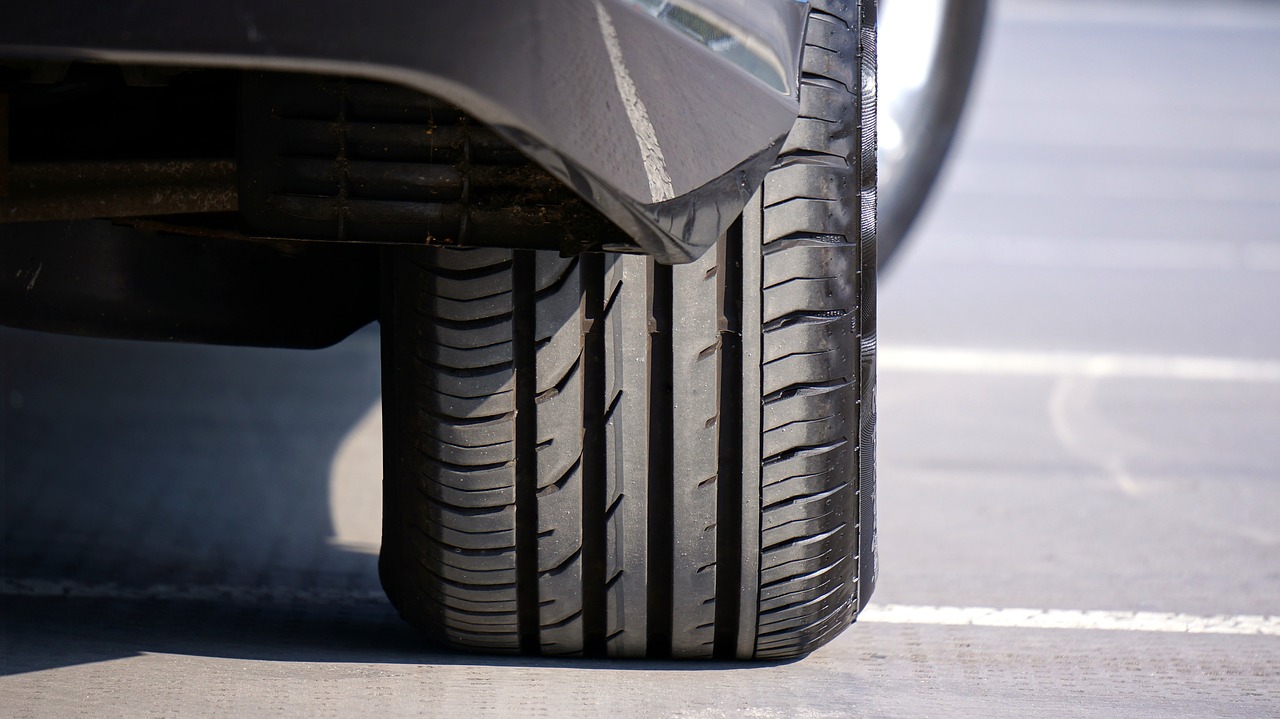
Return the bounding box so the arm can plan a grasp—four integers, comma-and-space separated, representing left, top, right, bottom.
379, 0, 876, 660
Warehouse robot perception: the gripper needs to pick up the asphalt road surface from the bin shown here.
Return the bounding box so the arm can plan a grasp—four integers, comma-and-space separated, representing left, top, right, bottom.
3, 1, 1279, 716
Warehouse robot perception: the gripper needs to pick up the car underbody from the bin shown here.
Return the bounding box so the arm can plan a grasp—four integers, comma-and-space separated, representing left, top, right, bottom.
1, 0, 813, 346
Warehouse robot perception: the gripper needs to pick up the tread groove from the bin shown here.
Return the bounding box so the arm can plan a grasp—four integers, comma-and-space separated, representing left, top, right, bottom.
581, 252, 608, 657
646, 260, 675, 658
513, 249, 540, 654
714, 218, 744, 659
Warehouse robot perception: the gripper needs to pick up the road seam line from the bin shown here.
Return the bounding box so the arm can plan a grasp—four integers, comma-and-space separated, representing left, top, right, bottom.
6, 579, 1276, 637
0, 578, 388, 606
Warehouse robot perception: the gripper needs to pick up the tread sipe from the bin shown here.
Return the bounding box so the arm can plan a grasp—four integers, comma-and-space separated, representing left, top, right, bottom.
379, 0, 876, 660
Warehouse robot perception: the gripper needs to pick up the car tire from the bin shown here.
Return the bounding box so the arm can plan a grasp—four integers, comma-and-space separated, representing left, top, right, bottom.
378, 0, 876, 659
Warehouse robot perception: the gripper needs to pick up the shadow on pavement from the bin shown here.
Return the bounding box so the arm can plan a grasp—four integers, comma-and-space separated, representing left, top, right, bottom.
0, 325, 388, 674
0, 326, 788, 676
0, 594, 785, 675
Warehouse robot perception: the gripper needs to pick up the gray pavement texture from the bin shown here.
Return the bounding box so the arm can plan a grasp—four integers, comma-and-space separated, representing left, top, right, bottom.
3, 0, 1280, 716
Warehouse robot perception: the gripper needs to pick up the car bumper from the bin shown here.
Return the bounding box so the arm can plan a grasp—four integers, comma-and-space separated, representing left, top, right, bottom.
0, 0, 809, 262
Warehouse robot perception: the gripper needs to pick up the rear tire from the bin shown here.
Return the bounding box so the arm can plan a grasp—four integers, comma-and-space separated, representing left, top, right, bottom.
379, 0, 876, 659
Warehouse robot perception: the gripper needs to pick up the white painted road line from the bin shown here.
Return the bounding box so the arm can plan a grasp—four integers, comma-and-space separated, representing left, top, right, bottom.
910, 234, 1280, 272
859, 605, 1280, 637
1003, 0, 1280, 31
879, 346, 1280, 383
